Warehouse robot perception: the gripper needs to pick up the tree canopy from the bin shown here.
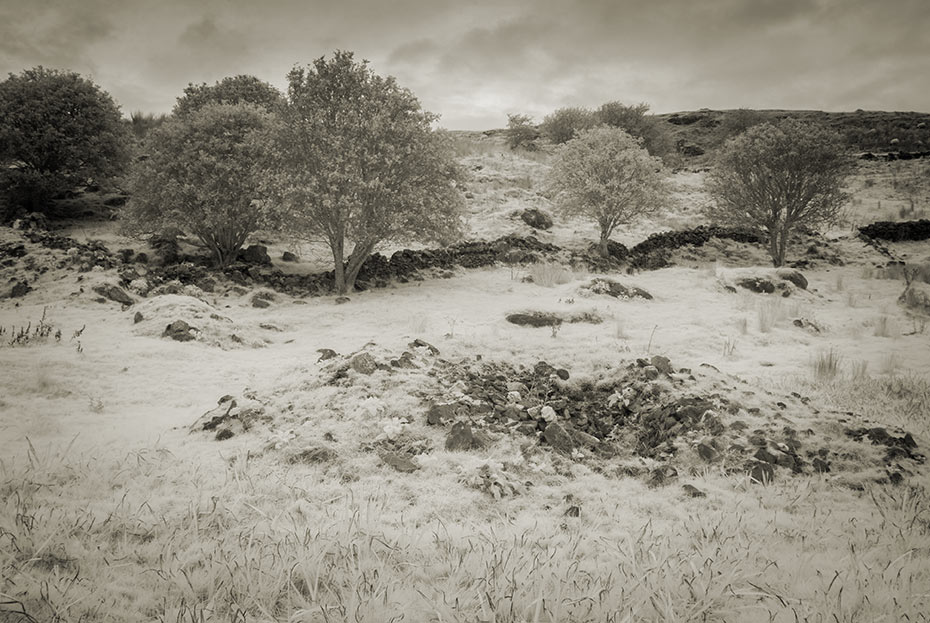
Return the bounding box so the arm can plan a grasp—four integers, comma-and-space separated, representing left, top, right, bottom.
549, 127, 669, 257
270, 51, 465, 293
706, 119, 853, 266
123, 103, 276, 267
0, 66, 130, 218
173, 75, 285, 117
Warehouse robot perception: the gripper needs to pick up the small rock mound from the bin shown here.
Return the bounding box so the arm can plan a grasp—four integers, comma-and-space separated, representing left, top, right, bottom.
859, 219, 930, 242
506, 311, 603, 327
520, 208, 553, 230
581, 278, 652, 300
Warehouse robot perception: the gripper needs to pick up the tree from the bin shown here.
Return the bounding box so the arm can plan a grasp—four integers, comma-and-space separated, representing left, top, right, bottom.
270, 51, 465, 294
0, 66, 130, 219
549, 127, 669, 257
173, 75, 285, 117
123, 103, 275, 267
506, 113, 540, 150
540, 107, 597, 144
595, 101, 675, 161
706, 120, 853, 267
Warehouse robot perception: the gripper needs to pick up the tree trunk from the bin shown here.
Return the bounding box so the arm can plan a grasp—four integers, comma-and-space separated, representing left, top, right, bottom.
769, 228, 789, 267
598, 234, 610, 258
331, 238, 346, 294
343, 241, 377, 293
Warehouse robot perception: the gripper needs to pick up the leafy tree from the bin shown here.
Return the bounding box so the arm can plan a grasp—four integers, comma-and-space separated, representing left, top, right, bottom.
0, 66, 130, 219
270, 51, 465, 294
706, 120, 853, 266
506, 113, 540, 150
173, 75, 285, 117
123, 103, 275, 267
595, 101, 675, 160
540, 107, 597, 144
549, 127, 669, 257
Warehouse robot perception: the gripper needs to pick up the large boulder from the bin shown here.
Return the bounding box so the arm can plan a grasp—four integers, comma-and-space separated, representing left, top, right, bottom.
520, 209, 553, 230
93, 283, 134, 306
239, 244, 272, 265
162, 320, 197, 342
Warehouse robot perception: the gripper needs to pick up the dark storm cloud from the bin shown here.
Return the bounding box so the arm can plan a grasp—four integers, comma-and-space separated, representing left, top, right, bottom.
1, 0, 928, 128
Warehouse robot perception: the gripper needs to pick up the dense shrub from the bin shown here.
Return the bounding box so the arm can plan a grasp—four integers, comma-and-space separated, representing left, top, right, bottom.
540, 107, 597, 144
173, 75, 285, 117
506, 114, 540, 150
0, 67, 130, 219
595, 101, 675, 160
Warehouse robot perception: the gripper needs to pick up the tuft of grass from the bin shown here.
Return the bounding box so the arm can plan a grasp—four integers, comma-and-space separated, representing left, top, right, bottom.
757, 300, 786, 333
873, 315, 899, 338
811, 348, 841, 381
525, 262, 576, 287
849, 359, 869, 381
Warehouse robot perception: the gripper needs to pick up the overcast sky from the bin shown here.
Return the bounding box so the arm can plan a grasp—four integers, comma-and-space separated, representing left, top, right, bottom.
2, 0, 928, 130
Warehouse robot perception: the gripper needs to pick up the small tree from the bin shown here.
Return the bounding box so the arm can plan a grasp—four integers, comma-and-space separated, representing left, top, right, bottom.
173, 75, 285, 117
549, 127, 669, 257
506, 113, 540, 150
0, 67, 130, 219
540, 107, 597, 144
123, 103, 275, 267
595, 101, 674, 160
271, 51, 465, 294
706, 120, 853, 267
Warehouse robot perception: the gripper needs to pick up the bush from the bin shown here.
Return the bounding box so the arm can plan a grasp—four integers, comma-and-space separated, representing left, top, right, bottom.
540, 107, 597, 144
506, 114, 540, 150
549, 127, 669, 257
706, 120, 853, 266
123, 103, 276, 267
0, 67, 130, 219
173, 75, 285, 117
269, 51, 465, 294
595, 101, 675, 160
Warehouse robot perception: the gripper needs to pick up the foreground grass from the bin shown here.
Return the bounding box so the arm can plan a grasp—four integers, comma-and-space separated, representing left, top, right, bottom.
2, 432, 929, 623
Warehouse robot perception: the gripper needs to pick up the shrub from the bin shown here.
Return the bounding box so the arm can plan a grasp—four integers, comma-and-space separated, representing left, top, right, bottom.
548, 127, 669, 257
173, 75, 285, 117
706, 120, 853, 266
123, 103, 276, 267
540, 107, 597, 144
269, 51, 465, 294
505, 114, 540, 150
0, 67, 130, 219
595, 101, 675, 160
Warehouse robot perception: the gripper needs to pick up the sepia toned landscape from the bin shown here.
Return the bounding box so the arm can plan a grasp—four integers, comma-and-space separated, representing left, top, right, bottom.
2, 2, 930, 622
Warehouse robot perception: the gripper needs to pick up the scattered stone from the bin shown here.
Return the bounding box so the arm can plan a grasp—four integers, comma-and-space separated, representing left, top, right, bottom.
380, 451, 418, 472
251, 295, 271, 308
133, 311, 144, 324
317, 348, 338, 361
162, 320, 196, 342
282, 251, 299, 262
239, 244, 271, 265
409, 338, 440, 355
391, 352, 418, 369
215, 429, 234, 441
349, 352, 378, 375
555, 368, 570, 381
736, 277, 776, 294
754, 447, 778, 464
568, 428, 600, 449
520, 208, 554, 230
335, 296, 351, 304
543, 422, 575, 454
564, 505, 581, 517
643, 366, 659, 380
776, 268, 808, 289
92, 283, 134, 306
585, 278, 653, 300
682, 484, 706, 498
812, 457, 831, 473
792, 318, 823, 333
506, 312, 563, 327
647, 465, 678, 487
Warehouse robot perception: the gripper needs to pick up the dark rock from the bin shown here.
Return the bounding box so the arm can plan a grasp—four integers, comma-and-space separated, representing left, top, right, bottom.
215, 429, 234, 441
252, 297, 270, 309
568, 428, 600, 449
859, 219, 930, 242
520, 208, 553, 230
390, 352, 418, 369
647, 465, 678, 487
349, 352, 378, 375
427, 403, 455, 426
792, 318, 823, 333
748, 461, 775, 484
335, 296, 351, 304
754, 447, 778, 464
543, 422, 575, 454
446, 421, 476, 451
697, 443, 719, 462
643, 366, 659, 380
776, 268, 808, 289
380, 451, 418, 473
10, 281, 31, 298
555, 368, 570, 381
409, 338, 440, 355
506, 312, 563, 327
92, 283, 134, 306
133, 311, 144, 324
317, 348, 337, 362
239, 244, 272, 265
812, 457, 831, 473
682, 484, 706, 498
564, 505, 581, 517
282, 251, 299, 262
162, 320, 196, 342
587, 278, 652, 300
651, 355, 673, 375
737, 277, 776, 294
